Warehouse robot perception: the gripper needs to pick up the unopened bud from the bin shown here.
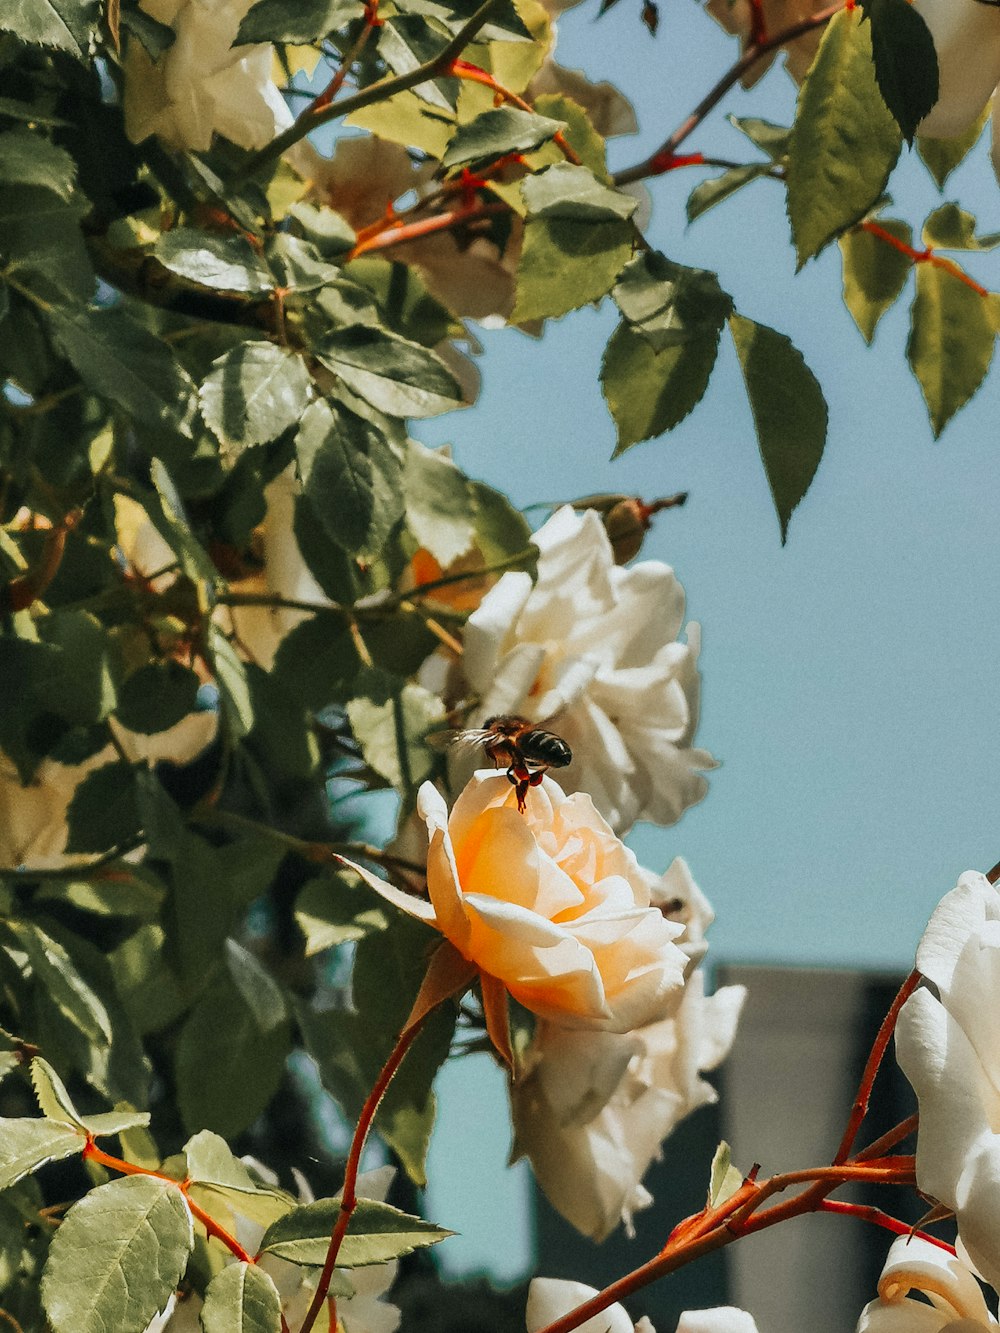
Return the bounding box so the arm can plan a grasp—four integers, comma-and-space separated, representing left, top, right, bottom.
603, 498, 649, 564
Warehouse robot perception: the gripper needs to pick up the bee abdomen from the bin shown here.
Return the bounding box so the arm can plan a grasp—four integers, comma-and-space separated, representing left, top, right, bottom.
522, 731, 572, 768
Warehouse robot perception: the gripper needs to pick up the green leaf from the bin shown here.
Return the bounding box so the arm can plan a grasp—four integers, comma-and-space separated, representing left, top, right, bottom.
394, 0, 530, 41
236, 0, 363, 43
272, 613, 363, 710
115, 661, 202, 735
729, 115, 791, 158
469, 479, 533, 563
922, 202, 1000, 251
264, 233, 344, 293
286, 202, 356, 257
0, 0, 98, 55
259, 1196, 451, 1267
442, 107, 565, 167
200, 342, 313, 450
41, 1176, 193, 1333
839, 217, 912, 343
295, 399, 404, 557
600, 322, 720, 452
0, 130, 76, 198
29, 1057, 150, 1138
175, 940, 291, 1138
4, 921, 113, 1045
35, 867, 165, 921
0, 186, 94, 303
512, 215, 632, 323
532, 94, 610, 181
728, 314, 828, 542
686, 163, 773, 225
917, 108, 988, 189
906, 262, 996, 437
0, 98, 71, 128
379, 18, 458, 112
210, 626, 255, 740
612, 251, 733, 352
45, 304, 197, 435
184, 1130, 294, 1228
316, 327, 463, 419
708, 1141, 743, 1208
65, 761, 141, 854
295, 875, 387, 956
521, 163, 636, 222
154, 229, 273, 294
346, 679, 446, 793
0, 1119, 84, 1191
404, 440, 475, 565
201, 1263, 283, 1333
859, 0, 938, 143
786, 9, 901, 266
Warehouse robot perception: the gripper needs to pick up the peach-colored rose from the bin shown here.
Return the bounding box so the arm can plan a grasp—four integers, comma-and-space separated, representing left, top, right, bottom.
349, 772, 687, 1048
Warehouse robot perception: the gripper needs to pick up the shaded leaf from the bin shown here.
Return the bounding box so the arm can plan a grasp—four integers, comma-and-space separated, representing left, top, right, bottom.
907, 262, 995, 437
155, 229, 273, 294
200, 342, 313, 450
65, 761, 141, 854
41, 1176, 193, 1333
521, 163, 636, 222
316, 326, 462, 418
918, 109, 988, 189
729, 115, 791, 158
259, 1196, 451, 1267
443, 107, 565, 167
0, 129, 76, 198
686, 163, 773, 224
839, 217, 912, 342
728, 314, 827, 542
295, 875, 387, 956
237, 0, 363, 43
612, 251, 733, 352
922, 202, 1000, 251
0, 0, 98, 54
201, 1263, 283, 1333
379, 18, 458, 112
404, 440, 475, 566
272, 613, 363, 710
786, 9, 901, 266
115, 662, 201, 735
512, 215, 632, 323
4, 921, 112, 1045
346, 680, 446, 793
859, 0, 938, 142
0, 1119, 84, 1191
600, 321, 720, 452
0, 186, 94, 303
45, 304, 197, 435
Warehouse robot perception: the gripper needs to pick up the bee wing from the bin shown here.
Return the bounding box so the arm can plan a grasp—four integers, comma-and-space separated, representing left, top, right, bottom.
425, 727, 493, 754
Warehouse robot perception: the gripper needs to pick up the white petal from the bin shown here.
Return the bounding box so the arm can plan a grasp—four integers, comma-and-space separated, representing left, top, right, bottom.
676, 1310, 760, 1333
526, 1279, 636, 1333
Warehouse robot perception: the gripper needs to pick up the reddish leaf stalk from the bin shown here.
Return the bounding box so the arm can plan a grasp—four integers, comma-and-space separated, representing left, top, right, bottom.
817, 1199, 956, 1255
347, 200, 508, 259
448, 59, 582, 164
3, 508, 82, 614
296, 1012, 431, 1333
834, 969, 921, 1164
82, 1140, 255, 1265
854, 1113, 919, 1162
861, 221, 990, 298
308, 0, 383, 114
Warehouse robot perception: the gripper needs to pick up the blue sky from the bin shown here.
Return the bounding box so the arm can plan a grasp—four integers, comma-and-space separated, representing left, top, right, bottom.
415, 0, 1000, 973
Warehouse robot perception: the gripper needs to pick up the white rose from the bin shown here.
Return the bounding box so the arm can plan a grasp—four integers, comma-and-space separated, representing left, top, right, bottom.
462, 506, 715, 836
511, 859, 744, 1240
855, 1235, 998, 1331
895, 871, 1000, 1293
911, 0, 1000, 183
124, 0, 292, 153
526, 1279, 759, 1333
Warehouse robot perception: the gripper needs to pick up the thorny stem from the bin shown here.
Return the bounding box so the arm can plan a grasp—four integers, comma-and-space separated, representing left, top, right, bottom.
834, 969, 921, 1164
817, 1199, 956, 1255
613, 1, 846, 185
308, 0, 382, 113
296, 1014, 431, 1333
347, 200, 510, 260
861, 221, 990, 299
235, 0, 504, 182
854, 1112, 919, 1162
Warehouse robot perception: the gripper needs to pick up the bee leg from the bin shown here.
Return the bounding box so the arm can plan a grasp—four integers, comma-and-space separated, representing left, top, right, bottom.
507, 763, 531, 813
527, 770, 546, 787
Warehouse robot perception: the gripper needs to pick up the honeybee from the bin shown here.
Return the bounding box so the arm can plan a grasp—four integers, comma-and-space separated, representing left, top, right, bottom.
437, 714, 572, 812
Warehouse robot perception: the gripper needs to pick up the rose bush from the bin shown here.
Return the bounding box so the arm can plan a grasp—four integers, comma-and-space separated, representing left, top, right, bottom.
895, 871, 1000, 1294
511, 859, 745, 1239
348, 771, 688, 1048
461, 506, 714, 835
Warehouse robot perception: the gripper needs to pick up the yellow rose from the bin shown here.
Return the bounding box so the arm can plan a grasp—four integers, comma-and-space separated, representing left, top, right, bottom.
348, 773, 687, 1052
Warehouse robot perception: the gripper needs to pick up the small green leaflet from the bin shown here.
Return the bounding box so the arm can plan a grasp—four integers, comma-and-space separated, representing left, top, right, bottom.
200, 1263, 283, 1333
316, 327, 462, 418
839, 217, 912, 343
236, 0, 364, 43
600, 322, 720, 452
4, 921, 113, 1045
154, 229, 273, 294
0, 1119, 84, 1191
922, 203, 1000, 252
786, 9, 901, 266
115, 661, 202, 735
346, 680, 446, 794
442, 108, 565, 167
708, 1141, 744, 1209
687, 163, 773, 225
259, 1196, 452, 1267
918, 108, 988, 190
199, 342, 313, 450
521, 163, 636, 223
403, 440, 475, 566
30, 1056, 150, 1138
728, 314, 828, 543
907, 262, 995, 437
612, 252, 733, 351
859, 0, 938, 144
0, 0, 98, 56
0, 130, 76, 199
40, 1176, 193, 1333
512, 216, 633, 324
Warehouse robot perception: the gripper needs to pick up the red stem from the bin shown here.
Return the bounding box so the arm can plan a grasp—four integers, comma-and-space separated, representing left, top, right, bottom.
302, 1, 382, 115
817, 1199, 956, 1255
861, 221, 990, 298
834, 969, 921, 1165
347, 201, 508, 259
296, 1013, 430, 1333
